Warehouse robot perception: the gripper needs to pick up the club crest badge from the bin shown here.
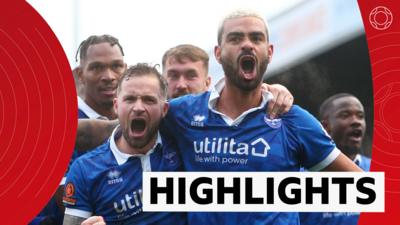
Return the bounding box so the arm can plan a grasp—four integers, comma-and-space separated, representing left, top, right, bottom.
264, 116, 282, 129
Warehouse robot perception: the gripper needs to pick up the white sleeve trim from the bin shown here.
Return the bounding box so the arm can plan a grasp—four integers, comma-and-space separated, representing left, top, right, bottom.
60, 177, 66, 186
309, 148, 341, 171
64, 208, 92, 219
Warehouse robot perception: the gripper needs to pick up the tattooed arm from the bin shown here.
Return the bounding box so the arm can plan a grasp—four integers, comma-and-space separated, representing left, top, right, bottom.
63, 214, 86, 225
75, 119, 119, 152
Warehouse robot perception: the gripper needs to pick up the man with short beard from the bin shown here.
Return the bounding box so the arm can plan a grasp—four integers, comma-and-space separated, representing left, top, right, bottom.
63, 64, 186, 225
300, 93, 371, 225
160, 10, 362, 225
76, 34, 127, 120
72, 35, 127, 169
319, 93, 370, 166
162, 44, 212, 99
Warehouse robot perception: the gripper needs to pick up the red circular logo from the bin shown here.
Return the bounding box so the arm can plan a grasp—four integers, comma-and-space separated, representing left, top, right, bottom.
65, 183, 75, 197
369, 6, 393, 30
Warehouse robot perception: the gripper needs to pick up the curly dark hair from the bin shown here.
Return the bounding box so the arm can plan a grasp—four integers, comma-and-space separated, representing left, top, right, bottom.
75, 34, 124, 63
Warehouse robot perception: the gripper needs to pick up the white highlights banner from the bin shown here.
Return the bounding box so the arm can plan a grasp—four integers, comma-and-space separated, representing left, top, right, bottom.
143, 172, 384, 212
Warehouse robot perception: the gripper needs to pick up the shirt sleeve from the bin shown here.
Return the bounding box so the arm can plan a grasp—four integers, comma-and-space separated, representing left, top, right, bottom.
160, 98, 183, 142
63, 159, 93, 218
286, 105, 340, 171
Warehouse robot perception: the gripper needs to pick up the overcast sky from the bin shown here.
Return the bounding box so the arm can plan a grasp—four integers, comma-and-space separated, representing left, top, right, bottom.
28, 0, 302, 70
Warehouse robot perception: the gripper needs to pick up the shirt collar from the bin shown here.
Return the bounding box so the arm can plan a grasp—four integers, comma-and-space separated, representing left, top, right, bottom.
109, 125, 162, 165
353, 154, 362, 166
77, 96, 109, 120
208, 78, 273, 126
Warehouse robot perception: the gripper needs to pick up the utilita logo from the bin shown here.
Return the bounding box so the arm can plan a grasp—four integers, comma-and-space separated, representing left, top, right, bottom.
114, 189, 143, 213
193, 137, 270, 157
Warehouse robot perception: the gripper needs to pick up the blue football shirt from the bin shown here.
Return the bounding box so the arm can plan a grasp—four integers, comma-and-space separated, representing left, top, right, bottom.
63, 126, 186, 225
161, 80, 340, 225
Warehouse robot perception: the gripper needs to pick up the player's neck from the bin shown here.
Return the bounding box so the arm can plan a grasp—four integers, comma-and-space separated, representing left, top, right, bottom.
116, 135, 157, 156
341, 146, 361, 161
217, 82, 262, 120
84, 96, 117, 119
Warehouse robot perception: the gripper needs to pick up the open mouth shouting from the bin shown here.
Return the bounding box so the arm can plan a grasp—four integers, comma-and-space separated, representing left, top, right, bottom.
347, 129, 363, 143
239, 55, 257, 80
99, 85, 117, 98
130, 118, 147, 138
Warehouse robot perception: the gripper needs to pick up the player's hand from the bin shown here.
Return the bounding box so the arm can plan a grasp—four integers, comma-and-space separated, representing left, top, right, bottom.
262, 83, 293, 119
81, 216, 106, 225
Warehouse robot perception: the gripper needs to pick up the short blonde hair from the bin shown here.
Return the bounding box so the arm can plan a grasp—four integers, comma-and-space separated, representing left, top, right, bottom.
217, 10, 270, 45
162, 44, 209, 72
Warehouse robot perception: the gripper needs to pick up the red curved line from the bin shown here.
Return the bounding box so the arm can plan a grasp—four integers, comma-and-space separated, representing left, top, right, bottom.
16, 28, 54, 197
0, 34, 33, 196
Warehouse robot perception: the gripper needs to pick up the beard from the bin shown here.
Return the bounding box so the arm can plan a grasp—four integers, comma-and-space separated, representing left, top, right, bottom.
171, 90, 190, 99
341, 145, 361, 157
101, 99, 115, 109
122, 118, 161, 150
220, 51, 269, 91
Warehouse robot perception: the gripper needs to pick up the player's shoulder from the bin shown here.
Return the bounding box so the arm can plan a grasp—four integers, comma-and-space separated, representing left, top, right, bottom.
285, 105, 308, 115
168, 92, 210, 110
69, 142, 115, 181
279, 105, 324, 134
282, 105, 316, 122
73, 141, 110, 165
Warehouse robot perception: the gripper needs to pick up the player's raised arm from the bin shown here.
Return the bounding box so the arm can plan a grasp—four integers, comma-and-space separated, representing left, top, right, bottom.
75, 119, 118, 151
322, 152, 363, 172
261, 83, 293, 119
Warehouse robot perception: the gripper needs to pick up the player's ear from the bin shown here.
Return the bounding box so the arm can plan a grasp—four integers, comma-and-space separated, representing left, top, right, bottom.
267, 44, 274, 63
162, 101, 169, 118
321, 120, 331, 133
205, 76, 211, 90
113, 98, 118, 114
76, 66, 84, 83
214, 46, 222, 64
